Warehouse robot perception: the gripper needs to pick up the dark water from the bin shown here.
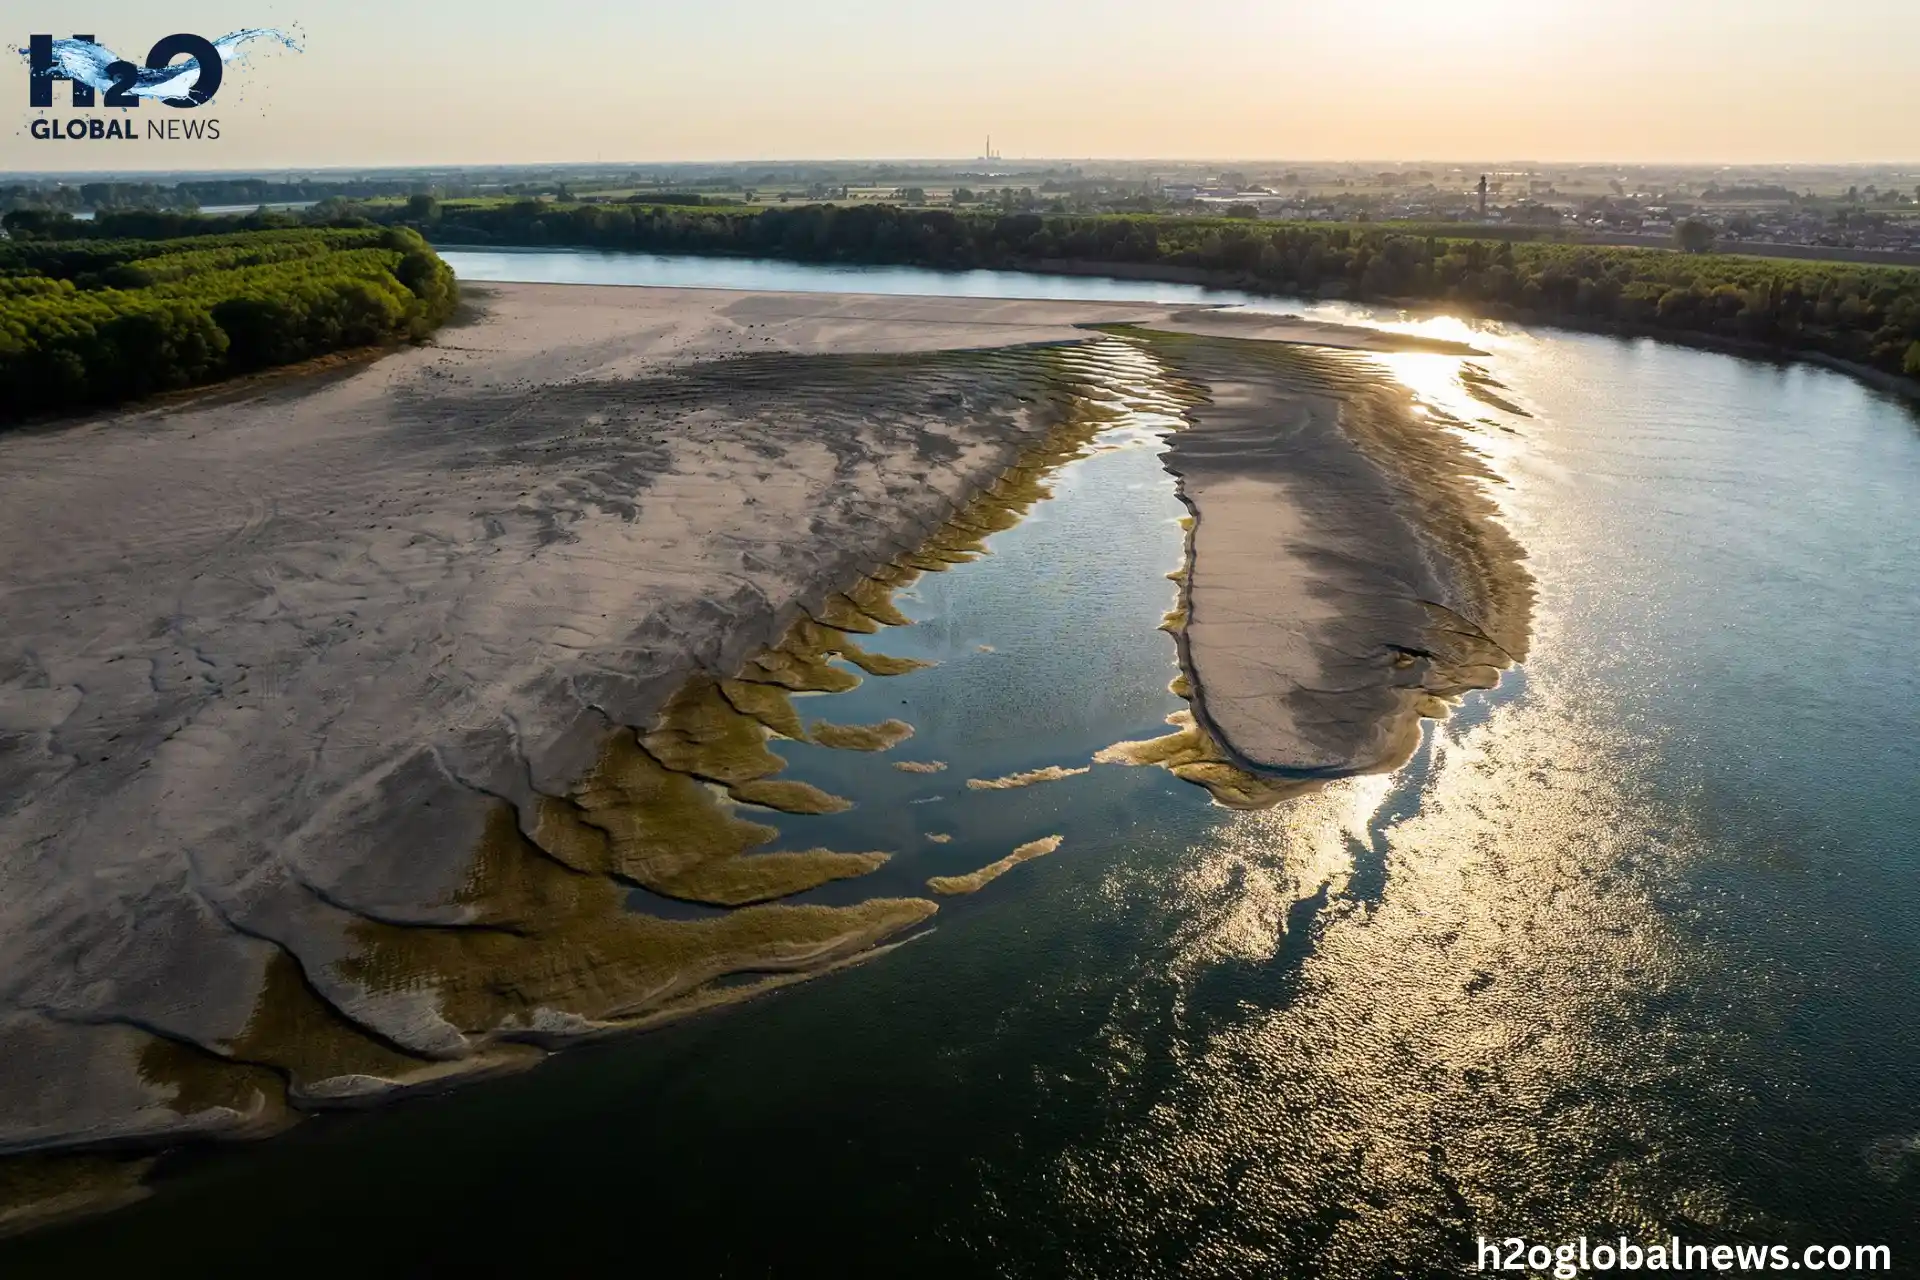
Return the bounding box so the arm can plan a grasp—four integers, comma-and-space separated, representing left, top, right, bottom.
9, 257, 1920, 1276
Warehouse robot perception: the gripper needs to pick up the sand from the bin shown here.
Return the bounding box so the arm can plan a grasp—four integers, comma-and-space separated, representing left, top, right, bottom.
0, 283, 1173, 1165
1140, 334, 1532, 781
1137, 307, 1490, 355
0, 279, 1530, 1197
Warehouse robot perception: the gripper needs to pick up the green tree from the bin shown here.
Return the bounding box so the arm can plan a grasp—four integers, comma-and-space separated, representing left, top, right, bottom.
1905, 340, 1920, 378
343, 198, 1920, 382
1, 208, 78, 239
1, 226, 461, 420
1674, 219, 1716, 254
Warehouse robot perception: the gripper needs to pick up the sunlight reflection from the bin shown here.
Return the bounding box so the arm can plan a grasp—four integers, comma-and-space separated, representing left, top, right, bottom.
1165, 772, 1397, 978
1071, 668, 1736, 1265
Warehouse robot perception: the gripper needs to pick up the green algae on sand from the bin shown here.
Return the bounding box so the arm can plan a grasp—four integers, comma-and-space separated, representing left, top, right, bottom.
965, 765, 1091, 791
0, 336, 1169, 1230
808, 718, 915, 752
1095, 709, 1323, 810
339, 805, 936, 1042
657, 849, 893, 907
927, 835, 1065, 895
718, 678, 809, 741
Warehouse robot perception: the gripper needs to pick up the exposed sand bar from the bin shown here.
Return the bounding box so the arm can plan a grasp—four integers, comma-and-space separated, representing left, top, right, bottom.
1142, 333, 1532, 780
0, 283, 1187, 1164
0, 280, 1528, 1192
1138, 306, 1490, 355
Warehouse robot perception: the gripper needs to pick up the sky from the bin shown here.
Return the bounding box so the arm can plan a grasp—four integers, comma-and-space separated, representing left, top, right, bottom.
7, 0, 1918, 172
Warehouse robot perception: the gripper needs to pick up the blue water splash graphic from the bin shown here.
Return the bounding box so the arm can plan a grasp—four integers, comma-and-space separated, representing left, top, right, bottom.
19, 29, 302, 104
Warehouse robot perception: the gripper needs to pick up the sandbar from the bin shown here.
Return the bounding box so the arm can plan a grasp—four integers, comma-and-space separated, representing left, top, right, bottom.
0, 279, 1531, 1208
1141, 333, 1531, 781
0, 283, 1171, 1166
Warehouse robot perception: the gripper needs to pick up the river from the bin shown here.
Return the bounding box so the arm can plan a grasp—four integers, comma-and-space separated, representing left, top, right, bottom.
7, 250, 1918, 1274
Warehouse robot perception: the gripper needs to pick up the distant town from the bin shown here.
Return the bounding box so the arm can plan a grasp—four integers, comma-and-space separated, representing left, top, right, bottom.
7, 158, 1920, 263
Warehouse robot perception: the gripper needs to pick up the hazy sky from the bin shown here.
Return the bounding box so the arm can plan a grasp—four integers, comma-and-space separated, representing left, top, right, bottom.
9, 0, 1917, 172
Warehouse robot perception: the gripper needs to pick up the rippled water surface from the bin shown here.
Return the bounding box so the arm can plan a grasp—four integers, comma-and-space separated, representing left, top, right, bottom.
10, 256, 1920, 1275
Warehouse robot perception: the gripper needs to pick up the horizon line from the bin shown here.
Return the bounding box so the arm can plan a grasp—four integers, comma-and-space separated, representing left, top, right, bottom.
12, 157, 1920, 181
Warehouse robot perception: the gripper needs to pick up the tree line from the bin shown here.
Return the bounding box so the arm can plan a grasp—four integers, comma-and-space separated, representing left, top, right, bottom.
0, 224, 458, 421
412, 200, 1920, 380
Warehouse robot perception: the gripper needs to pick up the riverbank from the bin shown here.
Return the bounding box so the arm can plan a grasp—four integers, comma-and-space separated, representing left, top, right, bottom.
402, 201, 1920, 388
0, 279, 1529, 1231
432, 238, 1920, 405
1034, 259, 1920, 404
1487, 313, 1920, 404
1045, 258, 1920, 404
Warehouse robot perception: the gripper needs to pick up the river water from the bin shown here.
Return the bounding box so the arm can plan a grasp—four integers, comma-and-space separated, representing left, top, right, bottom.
8, 251, 1919, 1275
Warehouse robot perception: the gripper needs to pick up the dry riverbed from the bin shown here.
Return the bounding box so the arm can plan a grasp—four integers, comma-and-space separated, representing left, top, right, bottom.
0, 282, 1528, 1231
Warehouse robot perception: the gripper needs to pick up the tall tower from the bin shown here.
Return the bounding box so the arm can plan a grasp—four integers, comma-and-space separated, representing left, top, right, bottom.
1478, 174, 1489, 217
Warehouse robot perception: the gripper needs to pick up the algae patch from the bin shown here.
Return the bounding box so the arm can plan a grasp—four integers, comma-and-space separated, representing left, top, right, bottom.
727, 777, 853, 815
965, 765, 1091, 791
737, 621, 866, 694
928, 836, 1066, 895
808, 719, 915, 752
1096, 710, 1323, 810
640, 678, 788, 785
1460, 363, 1532, 418
661, 850, 893, 906
338, 805, 936, 1042
718, 678, 808, 741
143, 951, 441, 1107
533, 731, 779, 890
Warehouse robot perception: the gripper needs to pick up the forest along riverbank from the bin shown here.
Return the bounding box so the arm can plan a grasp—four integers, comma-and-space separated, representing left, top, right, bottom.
411, 200, 1920, 388
0, 281, 1526, 1233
